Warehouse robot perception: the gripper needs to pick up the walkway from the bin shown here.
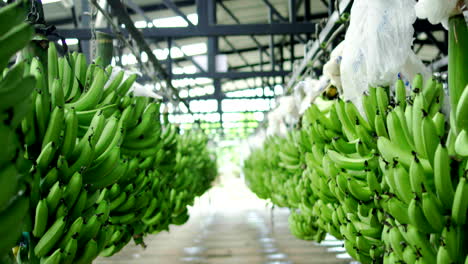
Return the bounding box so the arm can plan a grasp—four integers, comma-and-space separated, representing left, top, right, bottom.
95, 176, 354, 264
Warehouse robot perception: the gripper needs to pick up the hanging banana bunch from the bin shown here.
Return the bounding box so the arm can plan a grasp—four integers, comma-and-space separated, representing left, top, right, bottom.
244, 71, 468, 263
0, 1, 35, 263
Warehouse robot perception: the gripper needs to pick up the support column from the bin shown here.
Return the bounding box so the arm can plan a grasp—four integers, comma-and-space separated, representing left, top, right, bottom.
80, 0, 91, 62
203, 0, 223, 135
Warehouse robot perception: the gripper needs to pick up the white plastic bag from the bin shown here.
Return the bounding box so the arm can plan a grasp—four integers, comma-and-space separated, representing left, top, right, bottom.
132, 83, 163, 99
415, 0, 462, 28
297, 78, 323, 115
323, 42, 344, 91
341, 0, 428, 114
278, 96, 299, 126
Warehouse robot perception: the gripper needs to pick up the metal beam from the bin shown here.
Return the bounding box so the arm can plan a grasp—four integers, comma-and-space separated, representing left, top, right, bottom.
148, 38, 302, 66
229, 56, 302, 70
188, 94, 274, 101
53, 23, 317, 39
139, 71, 289, 81
49, 0, 197, 25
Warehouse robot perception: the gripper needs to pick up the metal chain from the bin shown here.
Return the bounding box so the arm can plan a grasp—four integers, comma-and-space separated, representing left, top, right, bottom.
27, 0, 39, 23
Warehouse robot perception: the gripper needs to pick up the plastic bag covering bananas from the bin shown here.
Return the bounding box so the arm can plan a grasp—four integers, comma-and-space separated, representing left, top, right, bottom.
1, 38, 217, 264
244, 74, 468, 263
0, 1, 35, 262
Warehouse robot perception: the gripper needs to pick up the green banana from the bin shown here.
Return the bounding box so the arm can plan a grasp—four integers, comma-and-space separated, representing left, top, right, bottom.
74, 239, 98, 264
61, 108, 78, 159
58, 217, 84, 249
46, 181, 63, 214
451, 177, 468, 225
67, 67, 105, 111
42, 106, 65, 149
395, 79, 407, 108
40, 248, 62, 264
34, 216, 66, 258
40, 167, 59, 194
61, 237, 78, 264
63, 172, 82, 206
421, 191, 445, 232
69, 189, 87, 220
408, 197, 434, 233
454, 129, 468, 157
32, 199, 48, 238
36, 141, 58, 173
327, 150, 375, 171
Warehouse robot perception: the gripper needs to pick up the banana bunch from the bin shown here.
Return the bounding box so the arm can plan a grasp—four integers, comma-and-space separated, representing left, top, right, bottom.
21, 45, 131, 262
140, 130, 216, 233
0, 1, 35, 262
288, 210, 326, 241
374, 76, 468, 264
303, 99, 386, 263
244, 72, 468, 264
0, 37, 217, 263
245, 136, 294, 208
244, 12, 468, 264
98, 127, 216, 257
448, 14, 468, 159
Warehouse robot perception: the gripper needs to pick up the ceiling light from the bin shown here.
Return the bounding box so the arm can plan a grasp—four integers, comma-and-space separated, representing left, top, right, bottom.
42, 0, 61, 4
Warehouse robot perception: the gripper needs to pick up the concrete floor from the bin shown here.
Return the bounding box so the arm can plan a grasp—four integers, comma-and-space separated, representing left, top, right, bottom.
95, 176, 355, 264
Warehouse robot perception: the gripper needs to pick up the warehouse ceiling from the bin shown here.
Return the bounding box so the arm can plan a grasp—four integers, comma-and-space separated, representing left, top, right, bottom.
42, 0, 327, 90
38, 0, 448, 139
42, 0, 445, 90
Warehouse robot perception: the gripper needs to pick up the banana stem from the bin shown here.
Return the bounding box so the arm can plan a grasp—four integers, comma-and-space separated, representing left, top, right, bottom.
448, 15, 468, 133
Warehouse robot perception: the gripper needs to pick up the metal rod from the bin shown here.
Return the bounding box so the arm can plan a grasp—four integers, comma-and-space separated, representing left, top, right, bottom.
320, 0, 329, 7
328, 0, 335, 16
268, 8, 275, 71
166, 37, 173, 78
261, 0, 287, 22
288, 0, 297, 23
124, 0, 154, 24
162, 0, 195, 27
279, 41, 285, 84
424, 30, 448, 54
304, 0, 311, 41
